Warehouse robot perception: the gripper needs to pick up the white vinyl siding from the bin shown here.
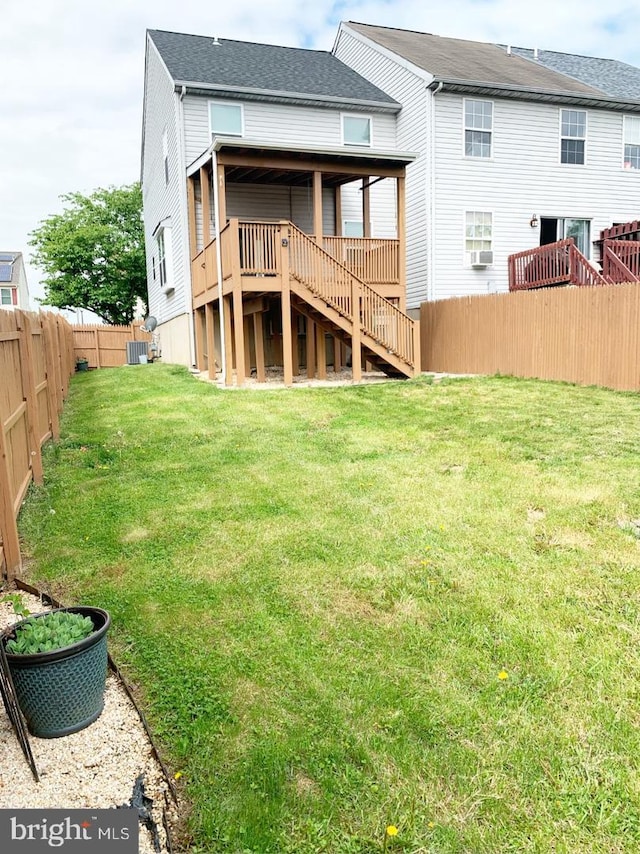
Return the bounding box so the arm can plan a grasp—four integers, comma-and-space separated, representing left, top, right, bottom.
141, 39, 188, 323
334, 26, 428, 306
431, 93, 639, 299
183, 96, 396, 166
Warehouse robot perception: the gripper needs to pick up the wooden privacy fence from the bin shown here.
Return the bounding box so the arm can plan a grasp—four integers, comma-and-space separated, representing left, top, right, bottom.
420, 283, 640, 391
0, 310, 74, 581
73, 323, 151, 368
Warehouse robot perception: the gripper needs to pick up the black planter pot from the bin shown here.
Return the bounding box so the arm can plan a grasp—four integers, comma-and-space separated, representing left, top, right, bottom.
2, 606, 111, 739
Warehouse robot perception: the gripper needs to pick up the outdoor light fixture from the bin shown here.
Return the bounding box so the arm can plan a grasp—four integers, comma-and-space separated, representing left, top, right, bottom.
530, 213, 539, 228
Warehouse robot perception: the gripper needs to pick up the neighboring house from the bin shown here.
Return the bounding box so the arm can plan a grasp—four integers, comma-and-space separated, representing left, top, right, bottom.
0, 252, 29, 310
141, 29, 420, 382
333, 22, 640, 307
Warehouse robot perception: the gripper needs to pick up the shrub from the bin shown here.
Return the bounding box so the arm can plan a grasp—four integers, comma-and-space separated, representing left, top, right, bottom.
6, 611, 95, 655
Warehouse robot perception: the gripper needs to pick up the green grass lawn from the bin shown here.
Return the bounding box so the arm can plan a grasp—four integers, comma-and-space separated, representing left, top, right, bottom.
17, 365, 640, 853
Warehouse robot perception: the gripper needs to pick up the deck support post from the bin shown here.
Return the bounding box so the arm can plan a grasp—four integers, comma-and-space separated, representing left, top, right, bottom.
313, 171, 323, 243
317, 329, 327, 379
200, 166, 211, 244
229, 219, 245, 386
397, 175, 407, 312
362, 177, 371, 238
243, 317, 252, 377
205, 302, 217, 378
253, 312, 266, 382
223, 295, 233, 386
281, 231, 293, 386
306, 320, 316, 379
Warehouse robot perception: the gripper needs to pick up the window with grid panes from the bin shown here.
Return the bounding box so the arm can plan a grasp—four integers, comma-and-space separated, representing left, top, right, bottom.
464, 100, 492, 158
560, 109, 586, 164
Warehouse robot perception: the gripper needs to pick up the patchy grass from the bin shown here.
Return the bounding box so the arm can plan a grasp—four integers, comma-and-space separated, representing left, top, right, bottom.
18, 364, 640, 853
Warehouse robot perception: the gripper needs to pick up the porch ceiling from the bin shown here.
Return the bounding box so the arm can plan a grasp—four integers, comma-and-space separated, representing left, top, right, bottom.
187, 137, 416, 186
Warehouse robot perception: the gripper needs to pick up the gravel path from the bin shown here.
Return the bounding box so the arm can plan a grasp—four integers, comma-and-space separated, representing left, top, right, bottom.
0, 590, 178, 853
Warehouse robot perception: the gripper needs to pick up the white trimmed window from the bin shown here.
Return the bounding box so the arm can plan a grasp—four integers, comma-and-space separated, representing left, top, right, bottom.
560, 109, 586, 164
623, 116, 640, 169
209, 102, 244, 137
154, 226, 174, 294
1, 287, 13, 305
465, 211, 492, 254
464, 100, 493, 158
342, 114, 371, 147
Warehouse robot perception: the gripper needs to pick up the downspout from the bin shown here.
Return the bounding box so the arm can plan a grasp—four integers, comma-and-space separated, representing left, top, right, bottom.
177, 84, 197, 367
428, 81, 444, 302
211, 148, 227, 380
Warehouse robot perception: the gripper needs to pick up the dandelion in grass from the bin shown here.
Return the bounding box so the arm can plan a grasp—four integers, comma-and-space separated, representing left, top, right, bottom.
383, 825, 398, 852
498, 670, 509, 680
428, 821, 435, 829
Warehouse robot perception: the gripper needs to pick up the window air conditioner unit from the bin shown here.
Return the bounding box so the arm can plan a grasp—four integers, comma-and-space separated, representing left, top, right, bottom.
470, 250, 493, 267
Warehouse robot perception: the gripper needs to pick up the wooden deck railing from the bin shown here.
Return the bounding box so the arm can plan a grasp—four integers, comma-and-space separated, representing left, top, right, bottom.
289, 224, 415, 365
239, 222, 280, 275
603, 239, 640, 282
322, 236, 399, 284
509, 239, 606, 290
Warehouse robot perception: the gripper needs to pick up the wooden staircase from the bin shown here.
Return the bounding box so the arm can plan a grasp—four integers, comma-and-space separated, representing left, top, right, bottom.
287, 224, 419, 379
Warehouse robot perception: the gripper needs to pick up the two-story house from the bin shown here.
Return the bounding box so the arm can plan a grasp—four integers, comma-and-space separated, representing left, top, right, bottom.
0, 252, 30, 311
141, 29, 420, 384
333, 22, 640, 306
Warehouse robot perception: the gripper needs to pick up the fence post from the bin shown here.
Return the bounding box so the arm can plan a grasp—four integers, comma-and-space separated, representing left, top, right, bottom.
43, 314, 61, 441
16, 310, 44, 485
0, 420, 21, 579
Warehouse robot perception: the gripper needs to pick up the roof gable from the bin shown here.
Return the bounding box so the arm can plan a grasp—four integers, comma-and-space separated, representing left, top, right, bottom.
148, 29, 398, 108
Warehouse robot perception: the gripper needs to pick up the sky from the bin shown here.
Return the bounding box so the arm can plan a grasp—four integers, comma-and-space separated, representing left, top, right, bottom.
4, 0, 640, 311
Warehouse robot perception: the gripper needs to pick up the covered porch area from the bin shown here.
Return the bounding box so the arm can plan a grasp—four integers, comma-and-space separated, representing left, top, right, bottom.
186, 139, 418, 385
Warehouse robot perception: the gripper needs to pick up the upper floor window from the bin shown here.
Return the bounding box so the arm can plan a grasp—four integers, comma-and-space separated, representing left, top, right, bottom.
465, 211, 492, 253
464, 100, 492, 158
623, 116, 640, 169
209, 102, 244, 137
342, 114, 371, 147
560, 109, 586, 164
154, 225, 174, 294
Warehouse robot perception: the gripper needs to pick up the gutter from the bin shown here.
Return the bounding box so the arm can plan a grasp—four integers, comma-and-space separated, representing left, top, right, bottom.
427, 78, 640, 112
174, 81, 401, 113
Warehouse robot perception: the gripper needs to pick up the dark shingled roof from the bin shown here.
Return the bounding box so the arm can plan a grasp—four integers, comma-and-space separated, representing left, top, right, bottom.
502, 47, 640, 100
148, 29, 398, 107
347, 22, 602, 96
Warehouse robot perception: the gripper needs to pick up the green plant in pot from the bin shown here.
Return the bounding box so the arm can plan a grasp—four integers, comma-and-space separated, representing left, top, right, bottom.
2, 604, 111, 739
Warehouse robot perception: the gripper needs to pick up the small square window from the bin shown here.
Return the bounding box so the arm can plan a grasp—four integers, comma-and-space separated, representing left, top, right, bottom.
342, 115, 371, 147
209, 102, 243, 137
1, 287, 12, 305
343, 220, 364, 237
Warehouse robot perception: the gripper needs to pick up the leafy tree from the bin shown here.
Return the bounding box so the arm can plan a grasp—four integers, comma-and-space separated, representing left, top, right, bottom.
30, 183, 147, 325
